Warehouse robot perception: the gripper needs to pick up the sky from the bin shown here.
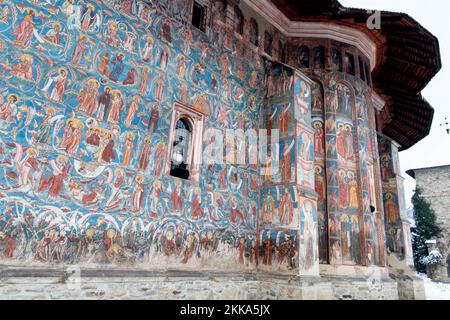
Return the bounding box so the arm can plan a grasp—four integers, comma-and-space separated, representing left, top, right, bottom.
340, 0, 450, 208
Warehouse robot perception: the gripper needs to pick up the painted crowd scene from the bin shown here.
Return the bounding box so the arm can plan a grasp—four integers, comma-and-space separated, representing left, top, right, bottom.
0, 0, 406, 275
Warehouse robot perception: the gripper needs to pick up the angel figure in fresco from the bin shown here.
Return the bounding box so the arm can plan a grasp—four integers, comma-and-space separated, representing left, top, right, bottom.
104, 169, 126, 211
131, 175, 145, 212
80, 3, 98, 32
279, 189, 294, 226
124, 96, 139, 127
41, 68, 68, 103
11, 145, 40, 191
77, 79, 100, 116
12, 9, 36, 49
34, 107, 58, 144
385, 193, 399, 224
142, 34, 154, 62
122, 132, 134, 166
59, 119, 84, 155
138, 137, 152, 172
107, 91, 123, 123
0, 94, 18, 123
63, 0, 82, 30
262, 194, 275, 225
38, 155, 70, 199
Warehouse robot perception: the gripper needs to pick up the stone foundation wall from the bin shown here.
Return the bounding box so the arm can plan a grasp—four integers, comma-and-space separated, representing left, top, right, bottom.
0, 265, 399, 300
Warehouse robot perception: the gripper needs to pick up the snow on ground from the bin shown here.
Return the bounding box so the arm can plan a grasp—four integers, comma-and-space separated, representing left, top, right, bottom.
417, 273, 450, 300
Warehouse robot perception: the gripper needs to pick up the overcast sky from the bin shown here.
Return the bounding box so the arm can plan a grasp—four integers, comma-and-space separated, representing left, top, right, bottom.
340, 0, 450, 207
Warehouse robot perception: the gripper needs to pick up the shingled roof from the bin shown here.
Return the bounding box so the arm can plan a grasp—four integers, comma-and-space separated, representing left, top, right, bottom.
271, 0, 442, 150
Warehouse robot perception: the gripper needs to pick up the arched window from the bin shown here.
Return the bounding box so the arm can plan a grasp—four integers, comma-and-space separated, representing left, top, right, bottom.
313, 46, 325, 69
249, 18, 259, 46
299, 45, 310, 68
234, 6, 244, 35
170, 117, 193, 180
345, 52, 355, 76
264, 31, 273, 55
332, 48, 343, 72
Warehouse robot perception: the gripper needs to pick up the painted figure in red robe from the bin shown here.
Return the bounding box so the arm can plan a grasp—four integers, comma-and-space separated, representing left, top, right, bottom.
12, 10, 36, 49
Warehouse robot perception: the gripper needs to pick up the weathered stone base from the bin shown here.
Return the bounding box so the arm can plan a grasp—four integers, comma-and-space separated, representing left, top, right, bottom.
0, 265, 402, 300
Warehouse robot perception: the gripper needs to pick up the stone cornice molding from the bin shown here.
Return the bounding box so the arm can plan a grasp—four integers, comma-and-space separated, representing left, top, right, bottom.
243, 0, 377, 70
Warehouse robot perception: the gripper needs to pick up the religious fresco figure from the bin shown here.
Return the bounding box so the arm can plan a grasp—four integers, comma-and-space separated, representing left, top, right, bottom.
60, 119, 84, 155
124, 96, 139, 127
385, 193, 400, 224
138, 137, 152, 172
41, 68, 68, 103
34, 107, 57, 144
97, 86, 111, 120
142, 34, 154, 62
262, 195, 275, 224
97, 51, 110, 77
77, 79, 100, 116
0, 94, 19, 123
12, 9, 36, 49
107, 91, 123, 123
348, 171, 359, 209
279, 189, 294, 226
105, 23, 120, 48
8, 54, 34, 81
109, 53, 126, 82
38, 155, 70, 199
314, 122, 324, 156
72, 36, 90, 66
122, 132, 135, 166
131, 175, 145, 212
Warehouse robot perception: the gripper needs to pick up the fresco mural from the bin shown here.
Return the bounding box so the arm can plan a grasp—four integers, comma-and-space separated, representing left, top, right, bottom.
0, 0, 272, 270
0, 0, 394, 274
